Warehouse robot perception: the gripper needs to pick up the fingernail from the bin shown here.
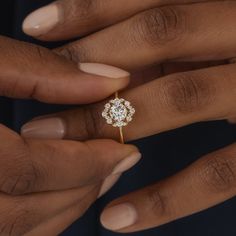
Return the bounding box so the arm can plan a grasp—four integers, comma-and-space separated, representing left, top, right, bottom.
98, 174, 121, 198
112, 152, 141, 175
21, 117, 65, 139
23, 4, 60, 37
79, 63, 130, 79
101, 203, 138, 231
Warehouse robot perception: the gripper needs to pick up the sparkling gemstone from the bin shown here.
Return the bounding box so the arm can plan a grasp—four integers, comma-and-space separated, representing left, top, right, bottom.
105, 103, 111, 109
130, 108, 135, 114
102, 111, 107, 118
107, 119, 112, 124
125, 101, 130, 106
126, 116, 133, 122
109, 103, 127, 122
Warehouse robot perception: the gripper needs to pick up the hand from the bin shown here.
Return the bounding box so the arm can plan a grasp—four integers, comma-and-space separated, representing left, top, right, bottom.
21, 0, 236, 233
0, 36, 140, 236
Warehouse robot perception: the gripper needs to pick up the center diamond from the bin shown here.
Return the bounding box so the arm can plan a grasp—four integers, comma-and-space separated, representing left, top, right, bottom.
109, 103, 127, 122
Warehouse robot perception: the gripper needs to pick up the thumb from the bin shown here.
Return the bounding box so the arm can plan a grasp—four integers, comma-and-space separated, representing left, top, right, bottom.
0, 36, 129, 104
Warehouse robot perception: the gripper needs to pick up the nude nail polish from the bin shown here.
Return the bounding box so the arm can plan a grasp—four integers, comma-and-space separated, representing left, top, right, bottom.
21, 117, 65, 139
112, 152, 142, 175
79, 63, 130, 79
23, 4, 60, 37
98, 174, 121, 198
101, 203, 138, 230
98, 152, 141, 198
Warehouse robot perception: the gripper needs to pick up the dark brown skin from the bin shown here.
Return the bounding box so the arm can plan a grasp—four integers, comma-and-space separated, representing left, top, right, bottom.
0, 36, 140, 236
21, 0, 236, 233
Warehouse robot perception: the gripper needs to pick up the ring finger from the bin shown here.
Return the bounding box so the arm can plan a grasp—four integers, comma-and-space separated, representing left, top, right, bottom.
21, 62, 236, 142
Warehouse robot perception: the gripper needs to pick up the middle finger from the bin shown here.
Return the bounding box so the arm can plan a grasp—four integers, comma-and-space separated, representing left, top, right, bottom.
59, 1, 236, 70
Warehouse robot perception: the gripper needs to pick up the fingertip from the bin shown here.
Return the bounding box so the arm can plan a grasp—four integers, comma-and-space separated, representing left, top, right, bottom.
100, 203, 138, 231
98, 173, 121, 198
22, 4, 60, 37
76, 63, 131, 102
21, 117, 66, 139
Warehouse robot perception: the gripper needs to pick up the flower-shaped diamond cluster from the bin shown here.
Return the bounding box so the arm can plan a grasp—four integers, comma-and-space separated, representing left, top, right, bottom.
102, 98, 135, 127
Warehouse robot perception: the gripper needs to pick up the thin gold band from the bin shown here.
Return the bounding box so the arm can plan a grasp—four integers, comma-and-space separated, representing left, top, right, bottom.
119, 127, 124, 144
115, 92, 124, 144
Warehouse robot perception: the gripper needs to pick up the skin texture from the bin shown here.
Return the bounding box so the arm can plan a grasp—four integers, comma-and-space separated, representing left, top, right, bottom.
0, 36, 141, 236
0, 37, 131, 104
21, 0, 236, 233
23, 0, 214, 41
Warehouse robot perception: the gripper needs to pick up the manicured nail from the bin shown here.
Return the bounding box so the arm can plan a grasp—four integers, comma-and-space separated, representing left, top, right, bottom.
23, 4, 60, 37
112, 152, 141, 175
21, 117, 65, 139
101, 203, 138, 231
79, 63, 130, 79
98, 174, 121, 198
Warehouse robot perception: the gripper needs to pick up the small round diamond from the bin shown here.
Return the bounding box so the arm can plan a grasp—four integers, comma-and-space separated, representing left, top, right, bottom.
127, 116, 133, 122
125, 101, 130, 106
105, 103, 111, 109
106, 119, 112, 124
102, 112, 107, 118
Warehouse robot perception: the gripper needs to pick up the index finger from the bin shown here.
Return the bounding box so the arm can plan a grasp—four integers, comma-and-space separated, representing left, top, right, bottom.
0, 36, 130, 104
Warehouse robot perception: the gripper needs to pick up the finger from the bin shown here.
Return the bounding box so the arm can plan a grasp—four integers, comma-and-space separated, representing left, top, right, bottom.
22, 63, 236, 142
22, 0, 208, 41
24, 186, 99, 236
0, 185, 98, 236
228, 117, 236, 124
59, 1, 236, 70
100, 143, 236, 232
130, 61, 224, 89
0, 125, 140, 195
25, 174, 121, 236
0, 36, 129, 104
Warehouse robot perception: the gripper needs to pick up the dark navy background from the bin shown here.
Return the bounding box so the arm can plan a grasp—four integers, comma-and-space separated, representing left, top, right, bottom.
1, 1, 236, 235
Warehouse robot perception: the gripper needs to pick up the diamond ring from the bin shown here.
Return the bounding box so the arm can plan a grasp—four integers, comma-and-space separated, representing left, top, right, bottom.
102, 92, 135, 143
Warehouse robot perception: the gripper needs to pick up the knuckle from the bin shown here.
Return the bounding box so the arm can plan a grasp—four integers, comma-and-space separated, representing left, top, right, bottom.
83, 142, 108, 179
0, 200, 39, 236
146, 186, 170, 218
161, 72, 213, 114
201, 156, 236, 193
56, 45, 80, 62
22, 44, 49, 68
82, 105, 105, 140
60, 0, 102, 24
0, 140, 38, 195
134, 6, 186, 47
34, 45, 47, 61
66, 0, 94, 17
